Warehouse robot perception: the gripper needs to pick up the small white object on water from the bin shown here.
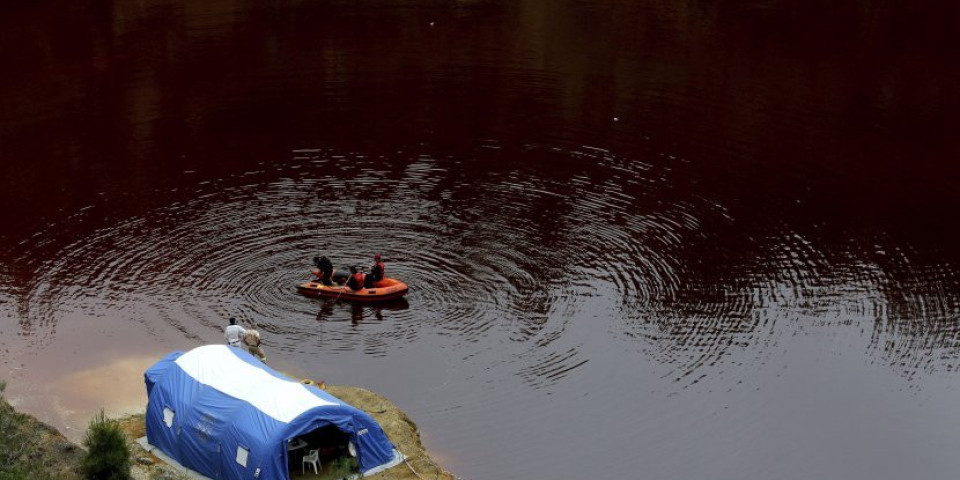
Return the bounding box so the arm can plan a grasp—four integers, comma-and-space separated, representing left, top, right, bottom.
429, 21, 435, 27
613, 117, 619, 122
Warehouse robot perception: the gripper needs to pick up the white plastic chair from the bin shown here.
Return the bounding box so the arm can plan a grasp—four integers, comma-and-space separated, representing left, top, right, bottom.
302, 448, 321, 475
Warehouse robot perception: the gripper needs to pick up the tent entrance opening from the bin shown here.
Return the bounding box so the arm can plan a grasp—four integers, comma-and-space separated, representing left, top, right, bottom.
288, 425, 358, 478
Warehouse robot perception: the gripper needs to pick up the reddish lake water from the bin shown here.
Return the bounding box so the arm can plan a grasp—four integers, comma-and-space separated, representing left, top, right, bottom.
2, 1, 959, 479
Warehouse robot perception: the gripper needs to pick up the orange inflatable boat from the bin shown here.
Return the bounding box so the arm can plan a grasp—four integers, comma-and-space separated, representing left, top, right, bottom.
297, 271, 409, 302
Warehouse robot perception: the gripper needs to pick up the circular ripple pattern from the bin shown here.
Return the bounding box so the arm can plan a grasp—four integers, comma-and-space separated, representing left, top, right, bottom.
14, 145, 960, 384
10, 147, 676, 363
8, 145, 960, 480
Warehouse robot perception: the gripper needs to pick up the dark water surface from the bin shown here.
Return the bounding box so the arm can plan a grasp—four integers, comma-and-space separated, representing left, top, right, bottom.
2, 1, 960, 479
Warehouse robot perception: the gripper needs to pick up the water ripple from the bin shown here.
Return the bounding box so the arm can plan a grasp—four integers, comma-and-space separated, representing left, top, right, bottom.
7, 145, 960, 469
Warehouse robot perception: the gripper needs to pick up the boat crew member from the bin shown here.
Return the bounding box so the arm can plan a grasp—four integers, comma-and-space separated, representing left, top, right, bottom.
370, 253, 385, 282
224, 317, 246, 348
347, 266, 366, 291
313, 255, 334, 286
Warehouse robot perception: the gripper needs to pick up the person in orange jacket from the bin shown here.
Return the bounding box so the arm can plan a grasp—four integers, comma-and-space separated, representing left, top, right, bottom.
346, 266, 366, 291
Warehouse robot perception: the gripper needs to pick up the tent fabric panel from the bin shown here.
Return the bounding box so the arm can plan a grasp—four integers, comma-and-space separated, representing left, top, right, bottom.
176, 383, 247, 479
144, 351, 188, 469
174, 345, 337, 423
221, 416, 285, 480
144, 383, 181, 464
169, 361, 287, 479
224, 393, 291, 480
351, 415, 397, 473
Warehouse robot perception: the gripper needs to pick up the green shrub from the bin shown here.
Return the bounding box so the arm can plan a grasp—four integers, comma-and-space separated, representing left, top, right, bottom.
318, 455, 358, 480
81, 410, 131, 480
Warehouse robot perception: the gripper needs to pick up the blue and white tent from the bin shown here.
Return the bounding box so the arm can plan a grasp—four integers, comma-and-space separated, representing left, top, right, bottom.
144, 345, 403, 479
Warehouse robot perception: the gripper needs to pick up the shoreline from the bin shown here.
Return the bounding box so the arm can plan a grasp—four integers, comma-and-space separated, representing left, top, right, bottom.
1, 383, 457, 480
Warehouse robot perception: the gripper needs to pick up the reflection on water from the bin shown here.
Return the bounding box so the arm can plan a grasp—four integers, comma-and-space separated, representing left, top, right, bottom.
1, 1, 959, 480
314, 298, 410, 323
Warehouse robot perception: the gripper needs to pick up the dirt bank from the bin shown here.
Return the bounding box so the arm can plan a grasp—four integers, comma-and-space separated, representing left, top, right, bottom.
0, 386, 84, 480
326, 385, 455, 480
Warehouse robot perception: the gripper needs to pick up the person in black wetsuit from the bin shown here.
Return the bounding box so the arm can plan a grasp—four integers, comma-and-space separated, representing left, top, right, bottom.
369, 253, 385, 283
313, 255, 334, 286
